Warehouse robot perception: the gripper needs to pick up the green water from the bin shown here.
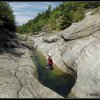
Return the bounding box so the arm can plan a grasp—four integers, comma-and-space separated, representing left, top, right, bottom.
32, 49, 76, 98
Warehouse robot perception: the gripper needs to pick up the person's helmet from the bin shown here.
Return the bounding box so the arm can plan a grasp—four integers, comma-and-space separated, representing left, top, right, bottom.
48, 53, 52, 57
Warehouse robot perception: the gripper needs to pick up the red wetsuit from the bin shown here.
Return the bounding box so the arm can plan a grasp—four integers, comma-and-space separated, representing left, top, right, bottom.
48, 58, 53, 65
46, 57, 53, 70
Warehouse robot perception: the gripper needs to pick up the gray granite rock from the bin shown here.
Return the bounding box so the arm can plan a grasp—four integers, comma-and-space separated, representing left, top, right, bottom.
0, 46, 63, 98
33, 13, 100, 98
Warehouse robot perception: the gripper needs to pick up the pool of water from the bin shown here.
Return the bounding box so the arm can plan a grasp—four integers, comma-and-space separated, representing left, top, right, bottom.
32, 49, 76, 98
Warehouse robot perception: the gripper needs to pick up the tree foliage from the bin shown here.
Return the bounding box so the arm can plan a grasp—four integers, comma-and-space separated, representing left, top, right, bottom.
0, 1, 16, 32
0, 1, 16, 43
17, 2, 100, 34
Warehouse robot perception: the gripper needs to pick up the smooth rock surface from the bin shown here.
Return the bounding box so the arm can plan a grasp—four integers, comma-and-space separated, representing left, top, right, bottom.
0, 46, 63, 98
33, 13, 100, 98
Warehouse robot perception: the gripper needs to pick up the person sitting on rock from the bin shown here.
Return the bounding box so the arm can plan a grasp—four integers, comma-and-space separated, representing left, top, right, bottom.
45, 54, 53, 70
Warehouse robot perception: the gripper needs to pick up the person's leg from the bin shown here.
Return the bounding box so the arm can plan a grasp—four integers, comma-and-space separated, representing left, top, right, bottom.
46, 64, 50, 68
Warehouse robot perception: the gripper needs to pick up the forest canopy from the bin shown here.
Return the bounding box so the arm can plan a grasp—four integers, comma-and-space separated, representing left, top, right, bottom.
17, 2, 100, 34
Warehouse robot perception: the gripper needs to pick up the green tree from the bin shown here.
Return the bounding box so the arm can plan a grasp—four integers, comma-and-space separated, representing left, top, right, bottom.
0, 1, 16, 32
0, 1, 16, 43
17, 1, 100, 34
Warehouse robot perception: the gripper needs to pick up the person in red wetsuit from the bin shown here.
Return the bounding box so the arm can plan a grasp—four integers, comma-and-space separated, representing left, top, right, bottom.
46, 54, 53, 70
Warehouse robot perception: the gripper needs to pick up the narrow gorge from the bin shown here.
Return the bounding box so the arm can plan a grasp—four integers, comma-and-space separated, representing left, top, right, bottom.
1, 1, 100, 98
1, 12, 100, 98
21, 12, 100, 98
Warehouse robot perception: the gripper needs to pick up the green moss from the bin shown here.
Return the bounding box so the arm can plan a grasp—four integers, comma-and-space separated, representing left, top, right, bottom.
32, 49, 76, 98
68, 92, 77, 98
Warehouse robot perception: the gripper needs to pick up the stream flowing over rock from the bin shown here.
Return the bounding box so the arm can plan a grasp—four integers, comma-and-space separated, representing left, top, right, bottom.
0, 45, 63, 98
32, 13, 100, 98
